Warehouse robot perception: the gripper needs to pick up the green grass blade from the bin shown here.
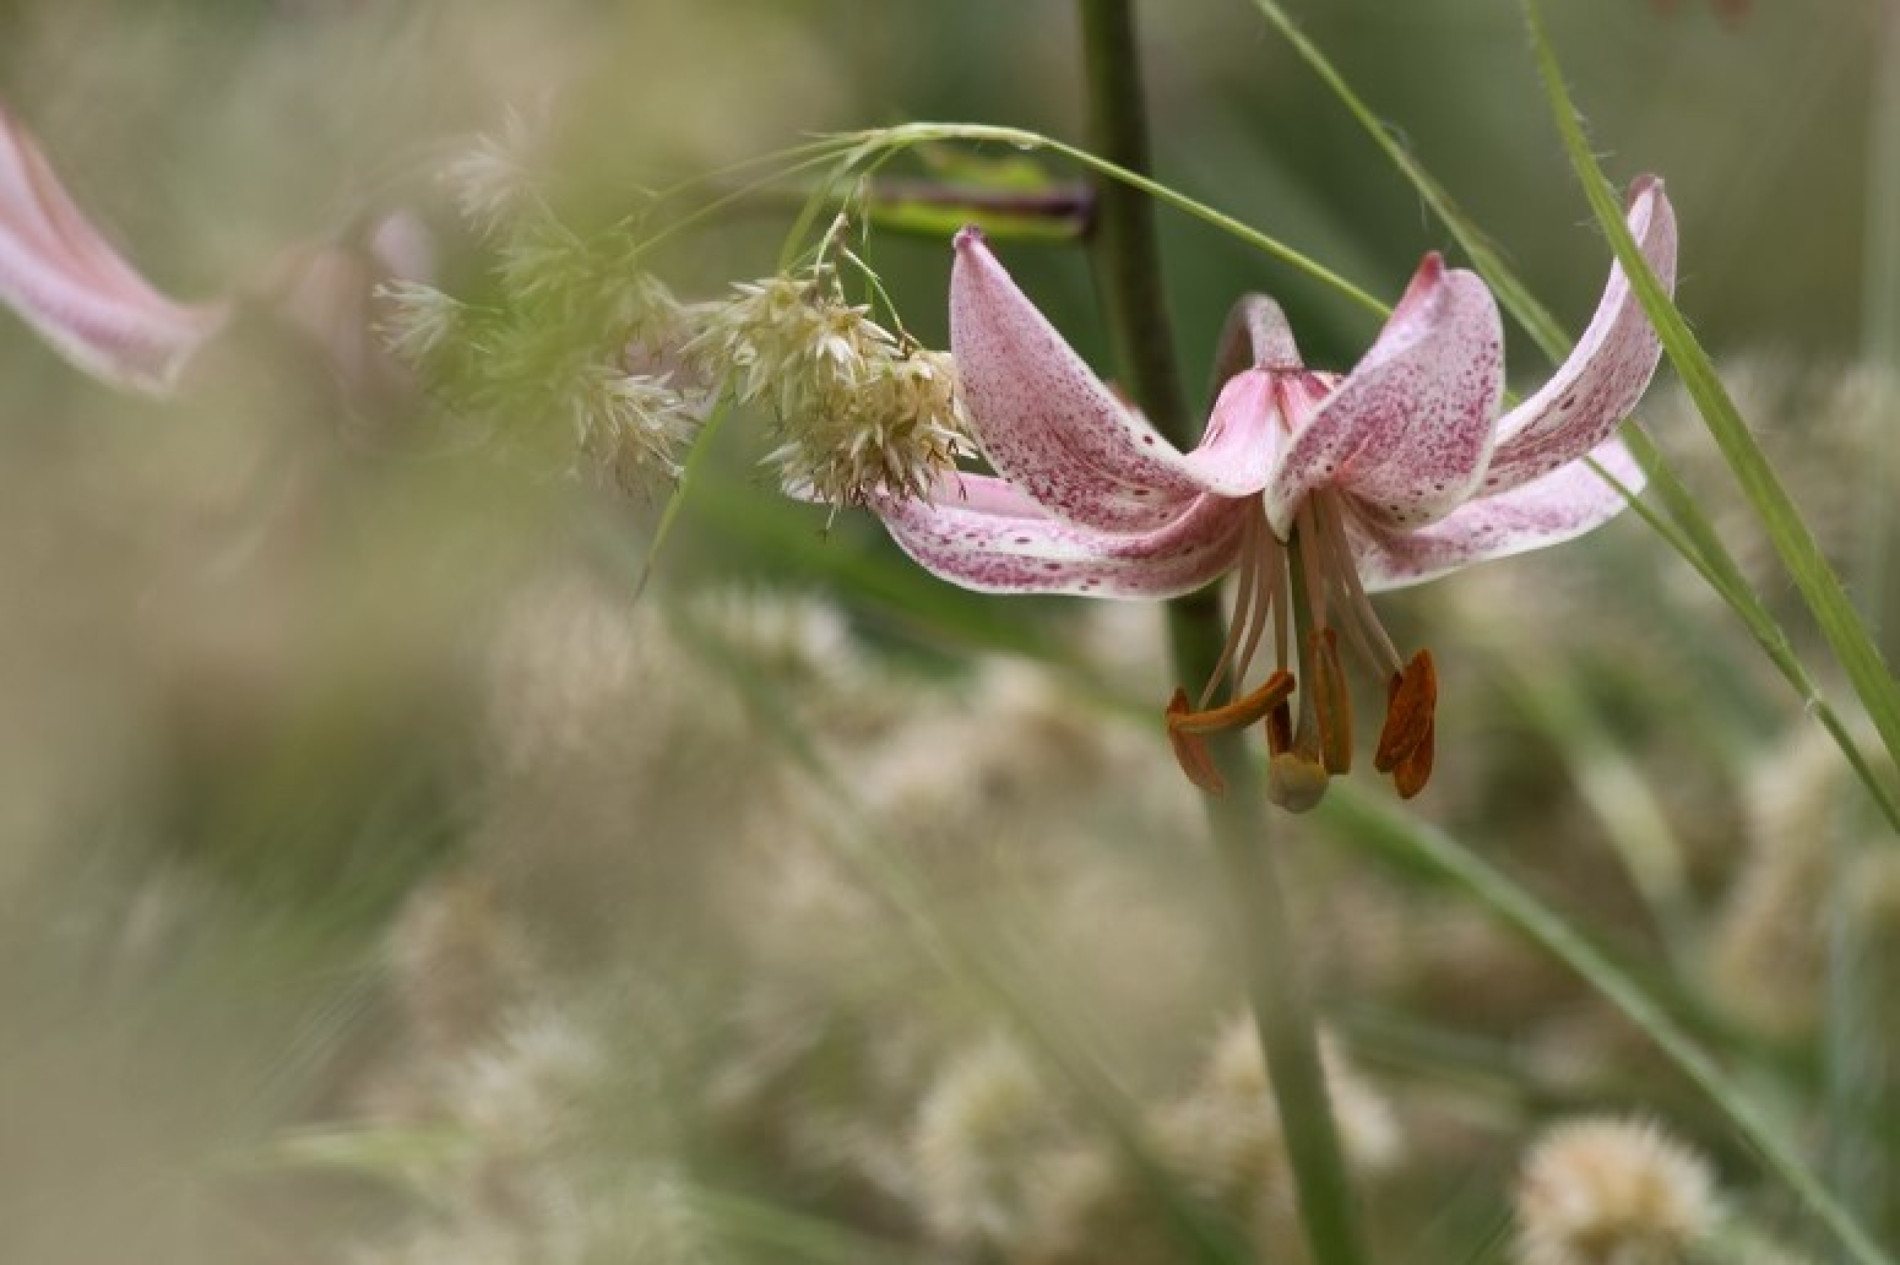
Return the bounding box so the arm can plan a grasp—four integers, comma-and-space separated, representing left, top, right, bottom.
1613, 429, 1900, 833
1239, 0, 1570, 362
634, 399, 734, 604
839, 122, 1389, 318
1523, 0, 1900, 817
661, 596, 1252, 1264
1236, 0, 1900, 833
1320, 786, 1895, 1265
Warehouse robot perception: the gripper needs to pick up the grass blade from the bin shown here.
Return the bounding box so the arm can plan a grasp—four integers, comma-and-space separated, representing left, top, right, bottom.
1236, 0, 1900, 834
1522, 0, 1900, 819
1321, 786, 1894, 1265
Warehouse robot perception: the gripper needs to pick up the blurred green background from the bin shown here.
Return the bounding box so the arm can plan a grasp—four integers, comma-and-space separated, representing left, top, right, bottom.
2, 1, 1895, 1262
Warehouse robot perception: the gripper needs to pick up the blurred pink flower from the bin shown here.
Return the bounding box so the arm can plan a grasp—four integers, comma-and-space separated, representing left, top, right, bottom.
870, 179, 1676, 806
1, 102, 431, 403
0, 104, 230, 394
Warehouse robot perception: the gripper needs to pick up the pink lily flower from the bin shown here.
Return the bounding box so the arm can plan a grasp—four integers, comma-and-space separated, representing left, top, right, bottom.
870, 178, 1676, 808
0, 104, 230, 395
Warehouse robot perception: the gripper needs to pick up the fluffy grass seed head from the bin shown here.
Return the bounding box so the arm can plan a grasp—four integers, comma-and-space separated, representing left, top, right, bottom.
442, 108, 544, 238
386, 200, 709, 495
1152, 1017, 1402, 1232
569, 363, 701, 488
1514, 1116, 1720, 1265
698, 265, 972, 506
1704, 720, 1877, 1040
909, 1032, 1067, 1250
384, 870, 541, 1062
376, 280, 466, 368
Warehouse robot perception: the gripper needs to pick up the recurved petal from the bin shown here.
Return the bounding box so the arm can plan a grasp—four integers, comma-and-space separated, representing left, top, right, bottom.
951, 228, 1271, 534
1207, 293, 1304, 386
1263, 255, 1504, 539
871, 471, 1251, 597
1483, 177, 1677, 496
1352, 436, 1644, 592
0, 104, 228, 395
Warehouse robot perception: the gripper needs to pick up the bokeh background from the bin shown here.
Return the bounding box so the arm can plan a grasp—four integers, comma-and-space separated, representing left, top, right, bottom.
2, 1, 1896, 1261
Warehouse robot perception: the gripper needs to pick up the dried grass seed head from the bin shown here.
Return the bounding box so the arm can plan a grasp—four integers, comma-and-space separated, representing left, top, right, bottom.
700, 264, 972, 505
909, 1032, 1068, 1250
1514, 1115, 1720, 1265
442, 108, 545, 238
378, 280, 466, 367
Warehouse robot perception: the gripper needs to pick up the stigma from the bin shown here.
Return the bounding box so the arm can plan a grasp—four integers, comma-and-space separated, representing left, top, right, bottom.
1165, 372, 1440, 811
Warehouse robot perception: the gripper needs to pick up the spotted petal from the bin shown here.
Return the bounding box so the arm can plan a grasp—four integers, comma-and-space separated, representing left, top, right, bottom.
872, 471, 1250, 597
1263, 255, 1504, 539
0, 105, 227, 395
1352, 437, 1644, 591
1482, 178, 1677, 496
950, 228, 1278, 535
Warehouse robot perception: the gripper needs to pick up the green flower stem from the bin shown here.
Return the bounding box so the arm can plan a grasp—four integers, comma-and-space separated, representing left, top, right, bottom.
1075, 3, 1367, 1263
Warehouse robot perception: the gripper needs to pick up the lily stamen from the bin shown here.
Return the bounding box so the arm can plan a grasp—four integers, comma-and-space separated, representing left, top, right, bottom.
1375, 649, 1439, 799
1198, 511, 1268, 711
1310, 492, 1404, 682
1178, 467, 1447, 807
1167, 671, 1296, 796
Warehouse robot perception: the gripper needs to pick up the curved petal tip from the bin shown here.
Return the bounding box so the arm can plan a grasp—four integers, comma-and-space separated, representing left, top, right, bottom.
1390, 252, 1446, 321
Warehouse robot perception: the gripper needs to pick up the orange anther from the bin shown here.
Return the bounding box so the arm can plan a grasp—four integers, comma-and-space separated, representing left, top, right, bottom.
1374, 648, 1437, 774
1391, 716, 1435, 799
1166, 688, 1226, 796
1165, 672, 1298, 796
1168, 670, 1296, 738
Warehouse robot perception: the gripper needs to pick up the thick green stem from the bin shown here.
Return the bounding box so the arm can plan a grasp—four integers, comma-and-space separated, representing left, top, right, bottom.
1075, 3, 1367, 1262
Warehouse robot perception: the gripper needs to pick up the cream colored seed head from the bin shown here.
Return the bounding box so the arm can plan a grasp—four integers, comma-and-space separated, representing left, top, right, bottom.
1514, 1116, 1720, 1265
909, 1033, 1064, 1249
702, 268, 972, 505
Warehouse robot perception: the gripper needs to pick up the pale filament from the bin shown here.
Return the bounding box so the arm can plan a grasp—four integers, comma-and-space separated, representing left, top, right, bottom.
1173, 369, 1434, 805
1307, 492, 1403, 680
1198, 505, 1287, 712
